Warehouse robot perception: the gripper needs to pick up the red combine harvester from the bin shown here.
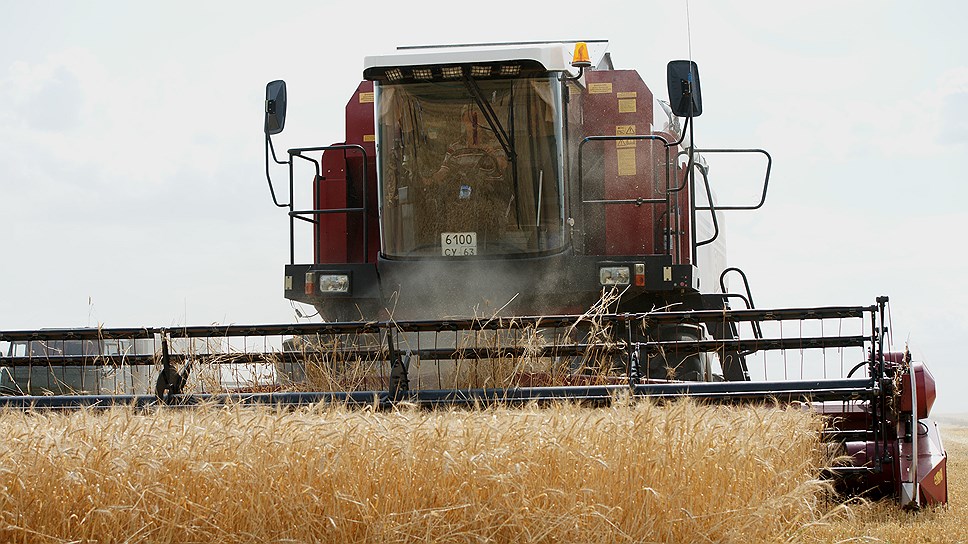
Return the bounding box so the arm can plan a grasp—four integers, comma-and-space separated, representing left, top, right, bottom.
0, 41, 946, 508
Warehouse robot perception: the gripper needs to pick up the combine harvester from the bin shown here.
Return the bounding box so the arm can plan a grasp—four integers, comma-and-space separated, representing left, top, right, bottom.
0, 41, 946, 508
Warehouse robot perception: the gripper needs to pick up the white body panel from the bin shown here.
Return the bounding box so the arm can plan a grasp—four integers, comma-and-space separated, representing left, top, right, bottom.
695, 195, 727, 294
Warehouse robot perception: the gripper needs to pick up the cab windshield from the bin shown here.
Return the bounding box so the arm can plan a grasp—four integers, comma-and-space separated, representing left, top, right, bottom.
377, 76, 564, 257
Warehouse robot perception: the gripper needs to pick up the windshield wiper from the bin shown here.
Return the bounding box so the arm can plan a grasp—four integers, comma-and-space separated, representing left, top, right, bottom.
462, 76, 516, 162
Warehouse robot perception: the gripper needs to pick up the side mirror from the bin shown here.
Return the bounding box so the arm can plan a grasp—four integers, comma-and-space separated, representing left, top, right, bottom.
264, 80, 287, 135
666, 61, 702, 118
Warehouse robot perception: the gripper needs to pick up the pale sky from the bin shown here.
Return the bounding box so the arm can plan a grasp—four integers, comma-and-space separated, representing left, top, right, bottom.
1, 1, 966, 411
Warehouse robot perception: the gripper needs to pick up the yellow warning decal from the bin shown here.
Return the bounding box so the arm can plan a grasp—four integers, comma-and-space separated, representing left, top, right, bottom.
616, 125, 636, 148
588, 82, 613, 94
617, 148, 636, 176
363, 134, 376, 142
616, 92, 637, 99
359, 92, 375, 103
619, 98, 637, 113
934, 467, 945, 486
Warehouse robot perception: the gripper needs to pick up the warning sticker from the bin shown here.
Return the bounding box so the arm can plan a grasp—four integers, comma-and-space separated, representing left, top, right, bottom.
359, 92, 375, 103
616, 125, 636, 148
363, 134, 375, 142
618, 98, 637, 113
617, 148, 636, 176
616, 92, 638, 99
588, 82, 613, 94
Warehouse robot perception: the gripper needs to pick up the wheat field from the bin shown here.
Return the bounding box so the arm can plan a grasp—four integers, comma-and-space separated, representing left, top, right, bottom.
0, 401, 961, 543
0, 400, 841, 544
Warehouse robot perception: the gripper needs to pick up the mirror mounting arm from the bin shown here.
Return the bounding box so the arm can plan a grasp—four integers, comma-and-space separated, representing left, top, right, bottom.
265, 134, 290, 208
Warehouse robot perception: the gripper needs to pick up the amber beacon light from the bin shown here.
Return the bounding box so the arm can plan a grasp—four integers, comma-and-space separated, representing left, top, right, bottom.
571, 42, 591, 67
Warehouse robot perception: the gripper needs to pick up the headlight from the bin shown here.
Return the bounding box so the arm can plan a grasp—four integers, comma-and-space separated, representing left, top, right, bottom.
318, 274, 350, 293
599, 266, 630, 286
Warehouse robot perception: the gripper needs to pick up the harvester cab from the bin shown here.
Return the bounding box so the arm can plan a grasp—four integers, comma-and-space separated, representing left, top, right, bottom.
262, 41, 759, 325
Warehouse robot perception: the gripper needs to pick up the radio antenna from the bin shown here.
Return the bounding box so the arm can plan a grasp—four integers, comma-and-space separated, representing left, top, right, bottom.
686, 0, 694, 63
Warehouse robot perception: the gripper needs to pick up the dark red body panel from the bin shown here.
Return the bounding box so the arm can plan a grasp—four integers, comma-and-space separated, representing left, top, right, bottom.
580, 70, 691, 263
900, 361, 937, 417
315, 150, 348, 263
315, 81, 380, 264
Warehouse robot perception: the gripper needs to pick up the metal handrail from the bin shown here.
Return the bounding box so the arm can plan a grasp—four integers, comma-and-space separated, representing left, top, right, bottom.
577, 134, 676, 256
691, 148, 772, 211
677, 147, 772, 265
720, 267, 762, 339
286, 144, 369, 264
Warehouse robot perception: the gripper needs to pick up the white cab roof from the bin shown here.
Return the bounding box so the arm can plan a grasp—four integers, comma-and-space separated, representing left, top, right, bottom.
363, 40, 610, 75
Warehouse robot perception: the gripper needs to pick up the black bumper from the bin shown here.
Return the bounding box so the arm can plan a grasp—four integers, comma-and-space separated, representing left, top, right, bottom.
285, 252, 698, 320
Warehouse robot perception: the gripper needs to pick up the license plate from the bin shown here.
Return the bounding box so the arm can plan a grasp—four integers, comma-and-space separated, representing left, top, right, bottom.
441, 232, 477, 256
